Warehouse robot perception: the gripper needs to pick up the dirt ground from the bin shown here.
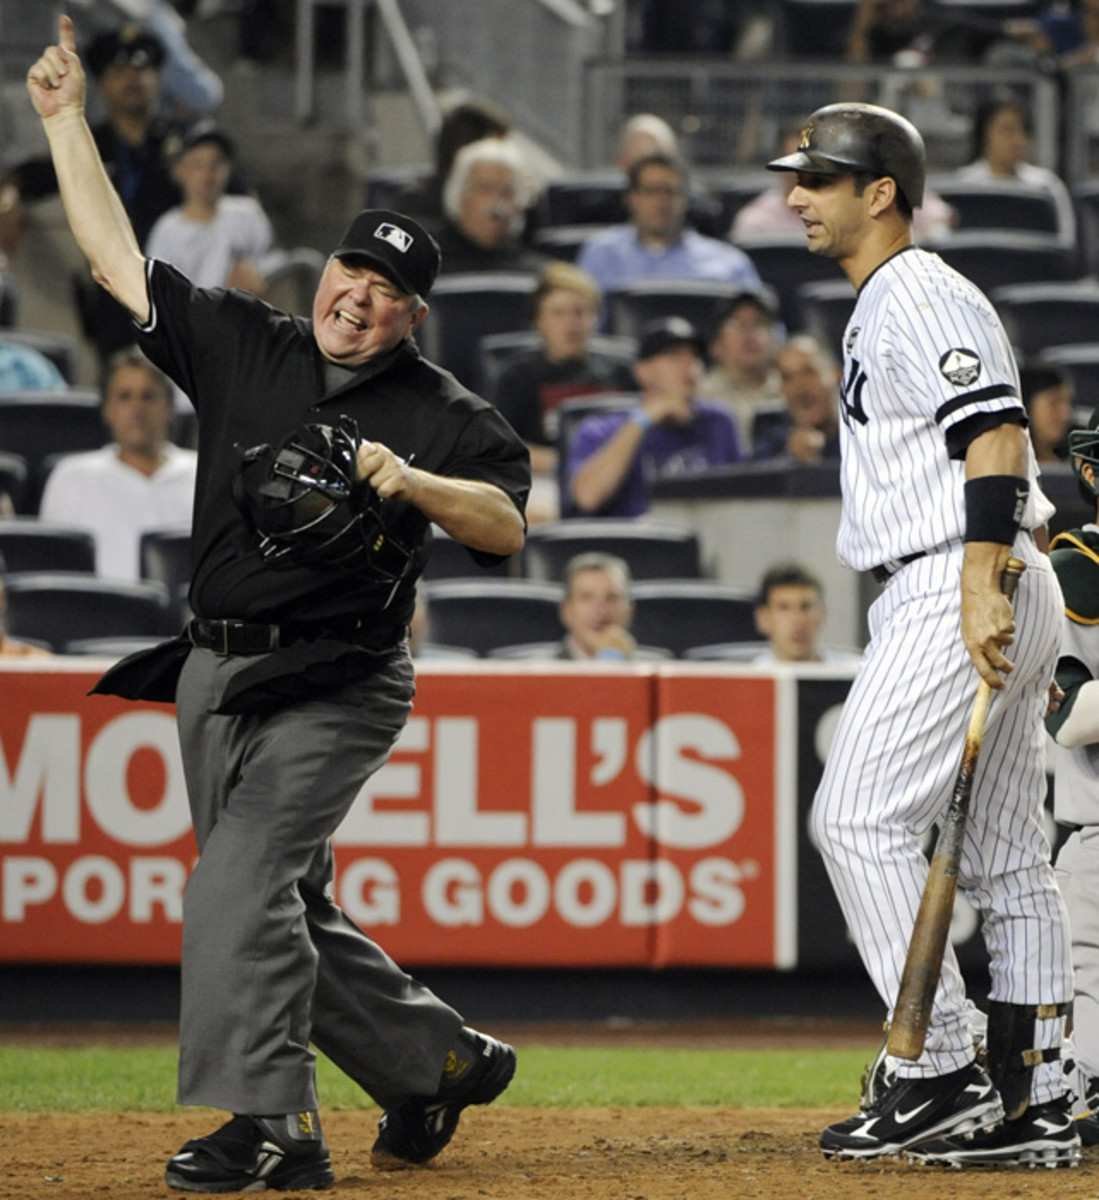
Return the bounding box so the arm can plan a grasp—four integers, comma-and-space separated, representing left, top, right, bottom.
4, 1021, 1097, 1200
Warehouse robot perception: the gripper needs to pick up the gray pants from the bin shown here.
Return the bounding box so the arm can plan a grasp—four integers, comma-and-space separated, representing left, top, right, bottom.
174, 645, 463, 1115
1056, 827, 1099, 1082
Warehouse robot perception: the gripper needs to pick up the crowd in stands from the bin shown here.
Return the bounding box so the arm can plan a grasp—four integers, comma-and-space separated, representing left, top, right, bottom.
2, 1, 1098, 661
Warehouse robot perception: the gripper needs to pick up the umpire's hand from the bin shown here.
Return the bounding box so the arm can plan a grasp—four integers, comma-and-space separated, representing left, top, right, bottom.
27, 15, 85, 121
356, 440, 420, 502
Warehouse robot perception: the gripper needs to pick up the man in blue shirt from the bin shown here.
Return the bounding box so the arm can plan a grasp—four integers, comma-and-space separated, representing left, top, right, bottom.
576, 153, 761, 305
566, 316, 742, 517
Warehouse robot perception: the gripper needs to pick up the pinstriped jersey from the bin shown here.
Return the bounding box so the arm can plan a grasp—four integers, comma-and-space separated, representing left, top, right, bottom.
835, 246, 1053, 571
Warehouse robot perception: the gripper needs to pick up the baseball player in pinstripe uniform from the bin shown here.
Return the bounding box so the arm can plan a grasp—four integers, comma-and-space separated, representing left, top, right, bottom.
769, 103, 1079, 1167
1048, 410, 1099, 1140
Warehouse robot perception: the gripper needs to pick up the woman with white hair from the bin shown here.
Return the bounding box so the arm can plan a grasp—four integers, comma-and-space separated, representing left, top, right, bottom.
435, 136, 549, 274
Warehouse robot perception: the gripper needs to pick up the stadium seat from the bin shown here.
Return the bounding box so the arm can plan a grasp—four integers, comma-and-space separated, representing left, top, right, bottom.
738, 235, 847, 330
0, 390, 105, 513
604, 279, 736, 342
629, 580, 760, 656
478, 330, 637, 400
4, 573, 177, 652
989, 280, 1099, 360
420, 579, 565, 656
521, 518, 703, 582
364, 163, 432, 210
682, 640, 768, 662
0, 329, 81, 384
139, 527, 194, 619
928, 231, 1078, 298
532, 224, 607, 263
0, 451, 28, 514
415, 273, 538, 392
1072, 179, 1099, 274
541, 170, 628, 226
420, 525, 512, 580
1034, 344, 1099, 414
0, 518, 96, 573
927, 176, 1062, 237
701, 170, 776, 235
796, 278, 855, 362
0, 272, 17, 328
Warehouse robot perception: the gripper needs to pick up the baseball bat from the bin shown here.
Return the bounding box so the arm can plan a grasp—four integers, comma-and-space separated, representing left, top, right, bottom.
886, 555, 1026, 1061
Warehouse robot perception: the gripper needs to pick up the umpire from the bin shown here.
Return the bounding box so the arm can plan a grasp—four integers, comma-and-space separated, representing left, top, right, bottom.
28, 18, 528, 1193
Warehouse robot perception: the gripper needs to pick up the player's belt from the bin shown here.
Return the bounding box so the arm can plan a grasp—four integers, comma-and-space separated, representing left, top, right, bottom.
870, 551, 927, 585
187, 617, 405, 655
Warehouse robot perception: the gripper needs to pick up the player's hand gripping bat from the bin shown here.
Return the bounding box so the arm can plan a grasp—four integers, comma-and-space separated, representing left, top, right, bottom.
886, 556, 1026, 1061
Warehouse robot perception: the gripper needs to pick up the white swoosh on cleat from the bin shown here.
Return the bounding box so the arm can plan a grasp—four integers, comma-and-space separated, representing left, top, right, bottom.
893, 1099, 935, 1124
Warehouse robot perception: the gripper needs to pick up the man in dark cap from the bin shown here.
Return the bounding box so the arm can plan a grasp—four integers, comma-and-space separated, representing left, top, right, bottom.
27, 17, 528, 1192
3, 22, 186, 365
566, 315, 742, 516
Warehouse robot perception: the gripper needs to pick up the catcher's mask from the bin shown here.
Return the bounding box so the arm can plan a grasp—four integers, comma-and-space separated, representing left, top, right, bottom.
1069, 414, 1099, 503
237, 416, 417, 595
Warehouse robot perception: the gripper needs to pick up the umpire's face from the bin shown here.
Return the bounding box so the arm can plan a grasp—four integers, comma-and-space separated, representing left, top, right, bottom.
312, 256, 428, 367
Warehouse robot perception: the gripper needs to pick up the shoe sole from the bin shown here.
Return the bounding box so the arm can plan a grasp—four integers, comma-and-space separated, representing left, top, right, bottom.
906, 1139, 1081, 1169
165, 1159, 335, 1192
821, 1098, 1004, 1161
371, 1042, 517, 1171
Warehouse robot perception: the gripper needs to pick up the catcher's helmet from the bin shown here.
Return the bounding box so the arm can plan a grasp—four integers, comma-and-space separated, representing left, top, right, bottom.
1068, 407, 1099, 500
767, 103, 926, 210
237, 416, 416, 586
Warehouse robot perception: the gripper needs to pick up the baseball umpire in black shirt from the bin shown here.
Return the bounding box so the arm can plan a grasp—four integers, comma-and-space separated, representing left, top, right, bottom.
28, 17, 529, 1193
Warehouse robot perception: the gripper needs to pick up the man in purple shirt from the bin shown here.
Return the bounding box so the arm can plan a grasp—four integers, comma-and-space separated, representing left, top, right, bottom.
576, 153, 761, 306
566, 317, 742, 517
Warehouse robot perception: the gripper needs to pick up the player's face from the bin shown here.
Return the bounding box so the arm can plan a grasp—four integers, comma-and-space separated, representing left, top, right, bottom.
786, 172, 872, 261
459, 163, 522, 248
535, 287, 597, 361
755, 584, 825, 662
710, 303, 775, 373
628, 164, 688, 242
561, 567, 632, 654
172, 143, 232, 209
102, 365, 174, 457
312, 258, 427, 366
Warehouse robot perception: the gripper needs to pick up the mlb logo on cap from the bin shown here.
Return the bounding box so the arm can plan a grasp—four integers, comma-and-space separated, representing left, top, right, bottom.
375, 223, 413, 253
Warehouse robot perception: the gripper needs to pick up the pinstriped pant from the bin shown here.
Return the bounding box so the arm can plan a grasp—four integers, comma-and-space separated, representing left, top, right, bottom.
813, 536, 1072, 1099
173, 645, 463, 1115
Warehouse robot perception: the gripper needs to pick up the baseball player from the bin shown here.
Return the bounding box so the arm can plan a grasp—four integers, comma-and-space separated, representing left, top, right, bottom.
768, 103, 1078, 1167
27, 18, 527, 1193
1047, 410, 1099, 1140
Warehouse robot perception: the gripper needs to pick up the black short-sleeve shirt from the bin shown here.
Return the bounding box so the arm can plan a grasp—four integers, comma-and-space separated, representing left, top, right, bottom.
136, 260, 529, 628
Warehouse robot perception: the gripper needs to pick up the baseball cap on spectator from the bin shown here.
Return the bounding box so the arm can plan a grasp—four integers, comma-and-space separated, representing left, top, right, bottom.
713, 285, 780, 327
637, 316, 706, 362
175, 121, 235, 162
331, 209, 442, 300
86, 24, 165, 79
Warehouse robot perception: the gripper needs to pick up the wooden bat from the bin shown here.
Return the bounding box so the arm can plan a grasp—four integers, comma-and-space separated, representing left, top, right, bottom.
886, 555, 1026, 1061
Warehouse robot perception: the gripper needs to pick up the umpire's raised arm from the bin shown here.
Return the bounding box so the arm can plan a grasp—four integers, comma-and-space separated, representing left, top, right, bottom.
27, 15, 149, 323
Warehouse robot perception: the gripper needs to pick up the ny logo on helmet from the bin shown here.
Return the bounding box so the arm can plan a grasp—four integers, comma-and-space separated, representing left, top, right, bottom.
375, 223, 413, 253
798, 123, 814, 150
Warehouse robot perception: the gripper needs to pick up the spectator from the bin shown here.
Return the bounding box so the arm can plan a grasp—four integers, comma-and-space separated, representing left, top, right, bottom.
0, 342, 67, 392
493, 261, 635, 521
435, 137, 549, 275
146, 122, 285, 295
697, 286, 784, 447
567, 316, 742, 517
0, 552, 51, 658
845, 0, 1009, 65
39, 346, 196, 580
69, 1, 223, 119
1021, 364, 1076, 464
576, 153, 761, 307
613, 113, 680, 171
753, 561, 840, 663
955, 99, 1076, 243
556, 552, 665, 661
0, 24, 182, 366
393, 98, 512, 234
732, 124, 955, 242
753, 335, 841, 463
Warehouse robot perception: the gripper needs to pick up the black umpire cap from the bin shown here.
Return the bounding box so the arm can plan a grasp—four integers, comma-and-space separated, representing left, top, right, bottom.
332, 209, 442, 300
86, 24, 166, 79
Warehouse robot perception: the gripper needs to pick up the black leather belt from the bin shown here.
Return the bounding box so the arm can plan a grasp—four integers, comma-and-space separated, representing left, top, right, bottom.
187, 617, 404, 656
870, 551, 927, 585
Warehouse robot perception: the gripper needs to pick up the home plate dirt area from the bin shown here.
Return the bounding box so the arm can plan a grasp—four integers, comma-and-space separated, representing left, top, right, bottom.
3, 1020, 1096, 1200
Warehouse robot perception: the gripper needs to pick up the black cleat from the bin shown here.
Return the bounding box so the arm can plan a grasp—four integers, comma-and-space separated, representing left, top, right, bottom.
371, 1028, 516, 1170
821, 1061, 1003, 1160
907, 1097, 1082, 1168
165, 1113, 334, 1192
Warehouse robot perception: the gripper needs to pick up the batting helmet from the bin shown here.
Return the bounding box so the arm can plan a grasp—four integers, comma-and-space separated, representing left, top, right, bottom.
767, 103, 926, 210
236, 416, 417, 588
1068, 407, 1099, 501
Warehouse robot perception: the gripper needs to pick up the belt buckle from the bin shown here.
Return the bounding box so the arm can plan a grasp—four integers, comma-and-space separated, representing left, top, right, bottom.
216, 619, 243, 656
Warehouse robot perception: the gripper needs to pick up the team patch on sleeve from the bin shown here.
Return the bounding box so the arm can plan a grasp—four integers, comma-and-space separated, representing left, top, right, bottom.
939, 348, 982, 387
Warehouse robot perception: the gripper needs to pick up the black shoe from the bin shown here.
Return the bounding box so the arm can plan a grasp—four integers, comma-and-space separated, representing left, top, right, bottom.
820, 1061, 1003, 1160
165, 1113, 335, 1192
906, 1096, 1081, 1168
371, 1028, 516, 1170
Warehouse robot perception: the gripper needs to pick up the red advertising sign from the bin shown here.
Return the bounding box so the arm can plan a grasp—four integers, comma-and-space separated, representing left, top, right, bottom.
1, 662, 783, 968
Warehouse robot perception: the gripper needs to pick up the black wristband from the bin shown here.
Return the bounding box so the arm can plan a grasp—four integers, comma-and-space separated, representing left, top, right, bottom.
964, 475, 1029, 545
